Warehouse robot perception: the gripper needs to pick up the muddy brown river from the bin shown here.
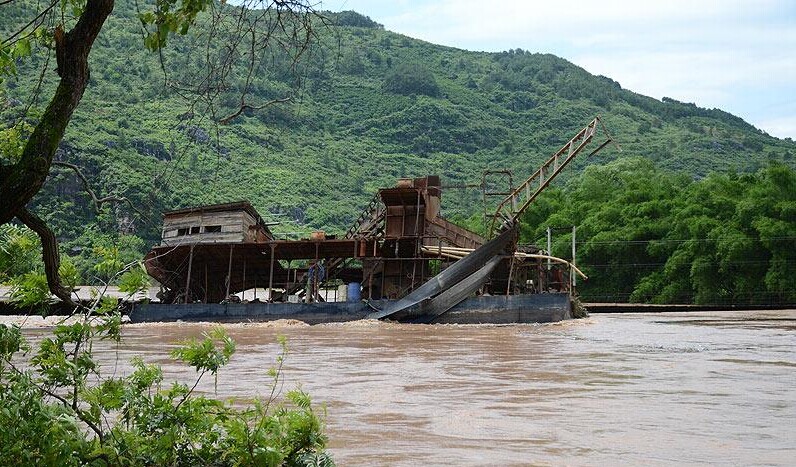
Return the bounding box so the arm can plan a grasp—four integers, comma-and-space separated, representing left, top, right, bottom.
11, 310, 796, 465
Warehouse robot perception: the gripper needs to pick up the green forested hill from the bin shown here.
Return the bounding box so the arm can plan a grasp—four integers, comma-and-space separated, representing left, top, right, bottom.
2, 6, 795, 300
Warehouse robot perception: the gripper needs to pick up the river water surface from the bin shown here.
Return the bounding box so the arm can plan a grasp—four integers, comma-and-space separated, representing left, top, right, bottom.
13, 310, 796, 465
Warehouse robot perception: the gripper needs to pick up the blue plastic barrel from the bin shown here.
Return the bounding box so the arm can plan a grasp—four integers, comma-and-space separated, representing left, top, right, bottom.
347, 282, 361, 302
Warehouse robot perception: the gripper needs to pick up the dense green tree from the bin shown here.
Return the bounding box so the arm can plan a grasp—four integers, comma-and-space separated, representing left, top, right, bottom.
333, 10, 382, 29
383, 62, 440, 97
0, 322, 333, 465
521, 159, 796, 305
4, 6, 793, 257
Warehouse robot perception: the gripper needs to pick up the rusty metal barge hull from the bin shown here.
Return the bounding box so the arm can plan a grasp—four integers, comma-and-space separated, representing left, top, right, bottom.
129, 293, 572, 325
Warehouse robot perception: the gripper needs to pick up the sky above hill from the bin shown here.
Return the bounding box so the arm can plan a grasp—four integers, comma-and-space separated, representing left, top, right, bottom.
329, 0, 796, 140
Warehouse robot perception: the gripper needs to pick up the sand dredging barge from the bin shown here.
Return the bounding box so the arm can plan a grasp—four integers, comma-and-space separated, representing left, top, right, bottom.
131, 118, 612, 324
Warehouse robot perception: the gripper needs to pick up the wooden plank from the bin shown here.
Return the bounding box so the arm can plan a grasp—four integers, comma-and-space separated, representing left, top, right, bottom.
162, 232, 245, 246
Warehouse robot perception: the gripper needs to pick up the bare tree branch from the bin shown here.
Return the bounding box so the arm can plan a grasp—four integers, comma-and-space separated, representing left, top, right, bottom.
0, 0, 59, 46
52, 161, 143, 216
1, 0, 324, 302
0, 0, 114, 300
218, 96, 291, 124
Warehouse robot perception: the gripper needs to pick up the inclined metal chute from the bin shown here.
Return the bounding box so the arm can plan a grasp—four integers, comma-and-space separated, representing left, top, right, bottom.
367, 227, 515, 320
408, 255, 504, 323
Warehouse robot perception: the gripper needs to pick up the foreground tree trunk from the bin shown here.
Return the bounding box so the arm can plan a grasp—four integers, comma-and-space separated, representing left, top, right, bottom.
0, 0, 115, 303
16, 207, 74, 304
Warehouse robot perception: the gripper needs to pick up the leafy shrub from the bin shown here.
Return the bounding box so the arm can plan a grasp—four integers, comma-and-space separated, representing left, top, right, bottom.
0, 322, 334, 466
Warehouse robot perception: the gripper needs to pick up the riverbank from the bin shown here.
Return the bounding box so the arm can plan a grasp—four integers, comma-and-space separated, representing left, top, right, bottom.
585, 302, 795, 313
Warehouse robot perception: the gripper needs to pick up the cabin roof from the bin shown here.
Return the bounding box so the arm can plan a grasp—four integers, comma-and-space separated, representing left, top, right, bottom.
163, 201, 267, 226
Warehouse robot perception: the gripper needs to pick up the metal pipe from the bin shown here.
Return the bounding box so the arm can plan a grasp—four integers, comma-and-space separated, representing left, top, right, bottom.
268, 243, 276, 302
547, 226, 552, 271
225, 244, 233, 300
505, 255, 515, 295
185, 244, 195, 303
571, 225, 577, 290
414, 189, 422, 236
410, 189, 422, 291
380, 259, 386, 299
419, 246, 588, 279
368, 263, 373, 300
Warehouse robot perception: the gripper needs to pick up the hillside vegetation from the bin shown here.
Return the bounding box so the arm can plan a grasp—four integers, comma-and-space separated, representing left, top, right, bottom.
2, 6, 795, 303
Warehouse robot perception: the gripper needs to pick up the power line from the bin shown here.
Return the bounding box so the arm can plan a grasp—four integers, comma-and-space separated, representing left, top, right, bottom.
576, 236, 796, 245
584, 258, 796, 268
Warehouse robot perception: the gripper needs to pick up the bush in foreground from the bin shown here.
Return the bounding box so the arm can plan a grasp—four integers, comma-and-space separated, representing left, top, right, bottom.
0, 318, 333, 466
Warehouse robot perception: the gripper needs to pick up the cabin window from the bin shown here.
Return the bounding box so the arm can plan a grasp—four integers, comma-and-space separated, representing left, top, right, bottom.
204, 225, 222, 233
176, 226, 201, 236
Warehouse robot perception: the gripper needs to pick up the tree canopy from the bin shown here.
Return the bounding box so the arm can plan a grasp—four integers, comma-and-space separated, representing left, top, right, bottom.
383, 62, 440, 97
519, 159, 796, 305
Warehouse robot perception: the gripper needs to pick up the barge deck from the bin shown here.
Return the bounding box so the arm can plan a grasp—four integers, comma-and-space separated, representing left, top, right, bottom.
130, 293, 572, 325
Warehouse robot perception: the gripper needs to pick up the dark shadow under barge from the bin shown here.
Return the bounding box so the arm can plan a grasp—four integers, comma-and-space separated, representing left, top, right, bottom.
129, 293, 572, 325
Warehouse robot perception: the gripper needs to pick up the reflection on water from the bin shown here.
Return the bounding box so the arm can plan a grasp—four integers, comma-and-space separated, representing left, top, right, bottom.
17, 311, 796, 466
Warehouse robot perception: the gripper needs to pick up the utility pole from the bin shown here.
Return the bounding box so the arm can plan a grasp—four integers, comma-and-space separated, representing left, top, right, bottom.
546, 226, 552, 271
571, 226, 577, 290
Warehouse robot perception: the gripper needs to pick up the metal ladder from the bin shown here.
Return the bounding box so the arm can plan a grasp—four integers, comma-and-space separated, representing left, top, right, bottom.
343, 193, 386, 239
322, 193, 386, 287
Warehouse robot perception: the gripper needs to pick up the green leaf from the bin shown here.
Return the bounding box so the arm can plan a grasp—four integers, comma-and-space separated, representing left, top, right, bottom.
171, 326, 235, 374
0, 324, 26, 359
13, 39, 32, 59
118, 263, 150, 295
